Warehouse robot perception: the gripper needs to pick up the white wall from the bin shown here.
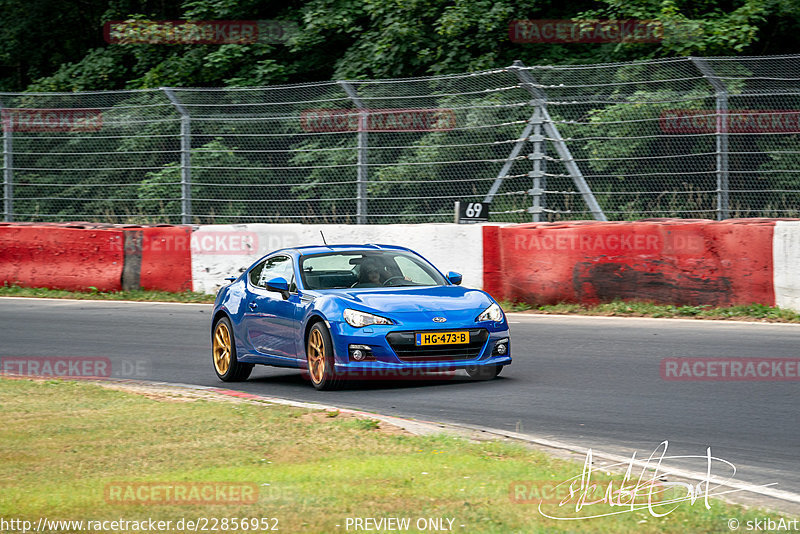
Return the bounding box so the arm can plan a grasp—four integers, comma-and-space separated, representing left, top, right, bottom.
190, 223, 491, 294
773, 221, 800, 312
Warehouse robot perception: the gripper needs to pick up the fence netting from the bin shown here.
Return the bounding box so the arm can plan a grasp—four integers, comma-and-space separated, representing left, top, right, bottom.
1, 54, 798, 224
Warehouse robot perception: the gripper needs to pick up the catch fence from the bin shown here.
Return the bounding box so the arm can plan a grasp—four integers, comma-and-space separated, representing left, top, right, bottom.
2, 54, 799, 224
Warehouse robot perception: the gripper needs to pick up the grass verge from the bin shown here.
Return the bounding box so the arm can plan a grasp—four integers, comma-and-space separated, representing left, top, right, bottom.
500, 300, 800, 323
2, 285, 798, 323
0, 378, 787, 533
0, 284, 214, 303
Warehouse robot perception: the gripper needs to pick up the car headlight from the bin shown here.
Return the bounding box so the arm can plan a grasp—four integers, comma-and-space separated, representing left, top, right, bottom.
343, 308, 394, 328
476, 302, 504, 323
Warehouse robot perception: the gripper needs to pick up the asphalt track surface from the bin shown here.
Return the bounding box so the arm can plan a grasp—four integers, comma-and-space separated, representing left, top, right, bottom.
2, 297, 799, 508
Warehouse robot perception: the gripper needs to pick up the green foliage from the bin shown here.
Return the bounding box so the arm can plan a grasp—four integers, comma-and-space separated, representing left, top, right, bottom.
137, 138, 260, 223
25, 48, 131, 92
2, 0, 798, 92
2, 0, 799, 224
577, 0, 788, 56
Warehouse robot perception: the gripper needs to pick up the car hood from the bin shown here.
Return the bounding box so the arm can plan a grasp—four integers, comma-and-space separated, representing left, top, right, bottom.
322, 286, 493, 314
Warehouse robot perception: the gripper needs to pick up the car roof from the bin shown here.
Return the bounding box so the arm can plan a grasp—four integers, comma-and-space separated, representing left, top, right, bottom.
272, 244, 414, 257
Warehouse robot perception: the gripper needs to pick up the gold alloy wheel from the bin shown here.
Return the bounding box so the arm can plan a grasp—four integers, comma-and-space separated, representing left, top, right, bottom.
213, 321, 232, 376
307, 328, 325, 384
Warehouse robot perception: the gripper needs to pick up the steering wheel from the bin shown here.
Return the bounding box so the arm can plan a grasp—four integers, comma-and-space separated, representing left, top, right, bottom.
382, 276, 404, 286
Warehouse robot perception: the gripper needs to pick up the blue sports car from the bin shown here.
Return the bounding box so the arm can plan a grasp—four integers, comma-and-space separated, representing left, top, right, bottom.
211, 244, 511, 390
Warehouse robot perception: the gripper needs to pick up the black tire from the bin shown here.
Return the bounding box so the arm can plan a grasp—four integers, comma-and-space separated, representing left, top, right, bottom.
212, 316, 254, 382
305, 322, 344, 391
465, 365, 502, 380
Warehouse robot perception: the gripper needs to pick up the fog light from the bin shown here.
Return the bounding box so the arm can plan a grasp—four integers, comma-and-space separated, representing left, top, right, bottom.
493, 338, 509, 356
349, 344, 374, 362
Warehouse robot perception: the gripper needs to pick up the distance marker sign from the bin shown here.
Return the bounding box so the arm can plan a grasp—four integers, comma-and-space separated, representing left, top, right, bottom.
455, 201, 490, 223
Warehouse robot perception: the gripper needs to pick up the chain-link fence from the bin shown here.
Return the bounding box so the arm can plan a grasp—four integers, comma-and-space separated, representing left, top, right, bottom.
2, 54, 799, 224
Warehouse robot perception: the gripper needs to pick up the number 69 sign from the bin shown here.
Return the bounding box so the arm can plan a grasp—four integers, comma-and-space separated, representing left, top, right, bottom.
455, 201, 490, 223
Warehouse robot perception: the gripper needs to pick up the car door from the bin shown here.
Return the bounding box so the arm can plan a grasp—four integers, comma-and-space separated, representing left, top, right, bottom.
243, 255, 302, 361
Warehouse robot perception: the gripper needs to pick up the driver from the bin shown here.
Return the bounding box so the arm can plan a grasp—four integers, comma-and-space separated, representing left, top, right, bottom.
355, 257, 385, 287
362, 258, 383, 286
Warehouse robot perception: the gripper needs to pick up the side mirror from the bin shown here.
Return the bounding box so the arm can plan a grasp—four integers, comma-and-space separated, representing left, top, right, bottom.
447, 271, 463, 286
224, 276, 237, 283
266, 277, 290, 299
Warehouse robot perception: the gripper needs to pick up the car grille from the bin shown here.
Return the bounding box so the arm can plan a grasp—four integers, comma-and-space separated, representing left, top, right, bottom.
386, 329, 488, 362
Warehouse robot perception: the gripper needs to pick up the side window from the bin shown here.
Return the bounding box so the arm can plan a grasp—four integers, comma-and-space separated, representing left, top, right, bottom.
248, 261, 266, 287
250, 256, 296, 291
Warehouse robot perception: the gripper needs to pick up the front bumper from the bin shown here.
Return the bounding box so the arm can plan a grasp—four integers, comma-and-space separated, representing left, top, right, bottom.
329, 318, 512, 374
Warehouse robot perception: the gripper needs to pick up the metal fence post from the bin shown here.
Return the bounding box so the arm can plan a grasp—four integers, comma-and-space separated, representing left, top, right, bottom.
528, 102, 545, 222
690, 57, 730, 220
0, 101, 12, 222
338, 81, 368, 224
506, 61, 607, 221
163, 88, 192, 224
484, 110, 537, 204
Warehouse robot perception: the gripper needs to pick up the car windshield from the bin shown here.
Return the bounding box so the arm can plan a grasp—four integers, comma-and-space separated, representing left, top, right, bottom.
299, 250, 447, 290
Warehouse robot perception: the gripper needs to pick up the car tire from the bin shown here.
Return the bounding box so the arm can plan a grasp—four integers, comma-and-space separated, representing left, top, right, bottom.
212, 316, 254, 382
465, 365, 501, 380
306, 322, 344, 391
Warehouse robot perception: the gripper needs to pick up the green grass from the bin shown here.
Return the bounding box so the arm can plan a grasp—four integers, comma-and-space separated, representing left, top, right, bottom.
3, 285, 799, 323
0, 284, 214, 303
500, 299, 800, 323
0, 378, 788, 533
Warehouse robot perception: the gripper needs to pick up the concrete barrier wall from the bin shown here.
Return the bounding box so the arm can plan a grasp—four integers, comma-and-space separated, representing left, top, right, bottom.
0, 223, 192, 293
483, 219, 777, 307
0, 224, 125, 291
3, 220, 800, 313
774, 221, 800, 311
125, 226, 193, 293
190, 223, 490, 294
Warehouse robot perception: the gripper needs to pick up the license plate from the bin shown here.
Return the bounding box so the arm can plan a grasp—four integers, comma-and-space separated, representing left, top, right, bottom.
415, 331, 470, 346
